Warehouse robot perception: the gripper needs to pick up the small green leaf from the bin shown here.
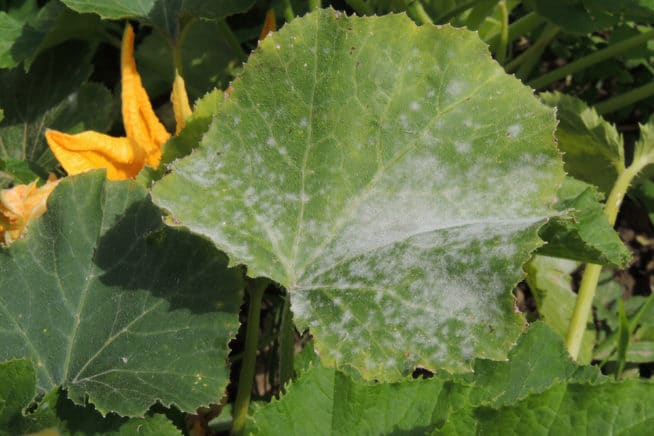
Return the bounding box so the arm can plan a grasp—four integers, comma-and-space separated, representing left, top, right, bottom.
537, 176, 631, 267
525, 255, 595, 364
153, 8, 565, 380
0, 171, 243, 416
541, 92, 625, 194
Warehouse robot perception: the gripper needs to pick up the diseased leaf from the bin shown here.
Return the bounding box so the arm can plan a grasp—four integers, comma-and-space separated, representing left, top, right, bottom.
0, 171, 243, 416
0, 44, 114, 171
537, 176, 631, 267
247, 323, 605, 434
153, 9, 565, 380
540, 92, 624, 194
525, 255, 595, 364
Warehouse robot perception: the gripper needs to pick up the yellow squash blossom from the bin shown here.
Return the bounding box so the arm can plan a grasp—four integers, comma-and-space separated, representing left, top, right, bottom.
0, 176, 61, 245
45, 24, 182, 180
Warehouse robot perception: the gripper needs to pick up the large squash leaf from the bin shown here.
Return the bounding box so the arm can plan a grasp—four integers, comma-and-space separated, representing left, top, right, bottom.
153, 9, 564, 380
0, 172, 243, 416
246, 323, 610, 435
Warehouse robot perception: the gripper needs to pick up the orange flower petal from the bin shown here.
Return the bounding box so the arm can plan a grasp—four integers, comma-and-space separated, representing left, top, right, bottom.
171, 69, 192, 134
121, 23, 170, 168
45, 130, 146, 180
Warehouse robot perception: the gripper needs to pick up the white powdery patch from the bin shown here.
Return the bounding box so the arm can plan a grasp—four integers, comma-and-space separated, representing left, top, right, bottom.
446, 80, 464, 96
507, 123, 523, 138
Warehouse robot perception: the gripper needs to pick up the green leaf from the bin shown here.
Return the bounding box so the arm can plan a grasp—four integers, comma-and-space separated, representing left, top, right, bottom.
111, 414, 181, 435
456, 380, 654, 434
135, 19, 240, 102
0, 366, 180, 436
2, 1, 105, 71
452, 322, 601, 406
0, 44, 113, 171
632, 179, 654, 225
540, 92, 624, 194
0, 12, 24, 69
0, 171, 243, 416
0, 359, 36, 431
633, 117, 654, 177
248, 365, 444, 435
247, 323, 605, 434
537, 176, 631, 267
0, 158, 49, 188
525, 256, 596, 364
524, 0, 617, 34
60, 0, 256, 34
585, 0, 654, 22
153, 9, 565, 380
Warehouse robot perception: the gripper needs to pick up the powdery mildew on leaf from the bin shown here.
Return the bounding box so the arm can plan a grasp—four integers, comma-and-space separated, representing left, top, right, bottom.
153, 9, 564, 379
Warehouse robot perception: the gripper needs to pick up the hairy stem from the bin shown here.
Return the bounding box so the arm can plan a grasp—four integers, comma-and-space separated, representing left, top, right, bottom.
406, 0, 433, 25
407, 1, 434, 25
282, 0, 295, 22
435, 0, 483, 23
345, 0, 374, 15
309, 0, 322, 9
596, 81, 654, 115
232, 279, 268, 436
565, 162, 645, 360
495, 1, 509, 64
217, 19, 248, 62
530, 29, 654, 89
278, 294, 296, 390
487, 12, 544, 50
505, 24, 559, 74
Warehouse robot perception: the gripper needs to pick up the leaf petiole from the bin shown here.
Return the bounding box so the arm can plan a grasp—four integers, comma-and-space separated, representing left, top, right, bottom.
232, 278, 269, 436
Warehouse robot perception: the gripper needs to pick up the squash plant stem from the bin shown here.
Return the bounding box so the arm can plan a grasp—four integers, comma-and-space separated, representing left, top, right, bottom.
505, 24, 559, 74
565, 160, 646, 360
595, 81, 654, 115
278, 294, 296, 389
529, 29, 654, 89
407, 1, 434, 25
487, 12, 545, 51
495, 1, 509, 64
232, 278, 268, 435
